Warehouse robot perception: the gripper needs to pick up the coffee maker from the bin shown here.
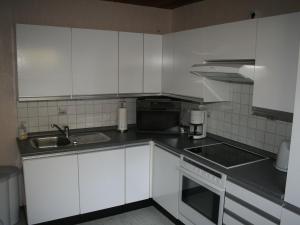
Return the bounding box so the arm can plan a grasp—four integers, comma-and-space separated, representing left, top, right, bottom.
188, 110, 207, 139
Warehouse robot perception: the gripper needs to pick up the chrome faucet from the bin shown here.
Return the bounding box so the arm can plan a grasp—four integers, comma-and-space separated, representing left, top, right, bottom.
51, 124, 70, 138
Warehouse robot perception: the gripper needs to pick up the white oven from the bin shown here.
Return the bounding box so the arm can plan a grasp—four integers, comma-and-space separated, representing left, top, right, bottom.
178, 156, 226, 225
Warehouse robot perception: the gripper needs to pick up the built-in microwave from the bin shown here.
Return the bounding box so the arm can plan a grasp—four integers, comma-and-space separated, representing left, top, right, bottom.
136, 97, 181, 134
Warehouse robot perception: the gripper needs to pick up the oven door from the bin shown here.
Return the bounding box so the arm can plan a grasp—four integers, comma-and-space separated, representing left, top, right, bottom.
179, 167, 225, 225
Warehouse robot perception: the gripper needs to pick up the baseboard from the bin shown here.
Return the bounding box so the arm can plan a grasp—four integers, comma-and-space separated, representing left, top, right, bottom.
152, 200, 184, 225
28, 199, 184, 225
35, 199, 152, 225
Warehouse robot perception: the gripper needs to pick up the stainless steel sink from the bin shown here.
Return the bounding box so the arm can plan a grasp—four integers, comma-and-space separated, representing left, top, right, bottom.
30, 136, 71, 149
30, 132, 111, 149
69, 132, 111, 145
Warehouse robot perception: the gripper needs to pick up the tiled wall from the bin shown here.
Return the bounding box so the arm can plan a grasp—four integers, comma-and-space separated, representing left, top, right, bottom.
17, 98, 136, 133
17, 86, 293, 154
182, 84, 292, 154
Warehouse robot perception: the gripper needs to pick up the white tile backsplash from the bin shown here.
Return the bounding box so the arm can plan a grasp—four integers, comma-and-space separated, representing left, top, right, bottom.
182, 83, 293, 154
17, 98, 136, 133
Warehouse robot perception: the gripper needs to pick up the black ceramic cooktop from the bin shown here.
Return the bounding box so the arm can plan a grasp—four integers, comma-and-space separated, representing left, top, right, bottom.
185, 143, 267, 169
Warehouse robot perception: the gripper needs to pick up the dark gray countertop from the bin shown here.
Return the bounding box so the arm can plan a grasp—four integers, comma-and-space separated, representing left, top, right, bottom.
17, 126, 286, 205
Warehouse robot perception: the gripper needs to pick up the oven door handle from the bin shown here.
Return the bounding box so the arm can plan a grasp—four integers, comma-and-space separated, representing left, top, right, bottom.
179, 166, 225, 194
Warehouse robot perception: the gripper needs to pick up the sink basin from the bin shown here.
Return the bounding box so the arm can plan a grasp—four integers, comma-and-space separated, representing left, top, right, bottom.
30, 136, 71, 149
69, 132, 111, 145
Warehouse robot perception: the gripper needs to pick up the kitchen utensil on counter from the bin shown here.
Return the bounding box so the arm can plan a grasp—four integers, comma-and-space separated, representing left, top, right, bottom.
118, 101, 127, 132
274, 141, 290, 172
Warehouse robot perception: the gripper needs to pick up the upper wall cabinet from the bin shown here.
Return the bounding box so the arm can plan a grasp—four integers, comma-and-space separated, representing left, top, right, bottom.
16, 24, 72, 98
143, 34, 162, 93
162, 33, 175, 94
253, 12, 300, 114
162, 20, 256, 102
119, 32, 143, 94
72, 28, 118, 95
200, 19, 256, 60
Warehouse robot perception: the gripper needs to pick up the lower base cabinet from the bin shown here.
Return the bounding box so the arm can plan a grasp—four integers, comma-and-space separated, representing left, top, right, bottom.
280, 207, 300, 225
78, 148, 125, 214
125, 145, 151, 203
152, 145, 180, 219
224, 181, 282, 225
23, 155, 80, 225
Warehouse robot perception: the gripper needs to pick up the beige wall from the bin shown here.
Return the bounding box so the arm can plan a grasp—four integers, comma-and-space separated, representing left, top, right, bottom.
0, 0, 18, 166
172, 0, 300, 31
14, 0, 172, 34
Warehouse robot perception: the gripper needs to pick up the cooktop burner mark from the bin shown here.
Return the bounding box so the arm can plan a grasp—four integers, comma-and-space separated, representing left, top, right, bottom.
184, 143, 268, 169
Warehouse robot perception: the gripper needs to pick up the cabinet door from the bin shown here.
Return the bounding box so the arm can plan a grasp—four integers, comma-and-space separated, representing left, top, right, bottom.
16, 24, 72, 98
72, 28, 118, 95
23, 155, 79, 225
152, 146, 180, 218
144, 34, 162, 93
253, 12, 300, 113
125, 145, 150, 203
285, 45, 300, 208
119, 32, 143, 93
78, 149, 125, 214
200, 19, 256, 60
162, 33, 175, 94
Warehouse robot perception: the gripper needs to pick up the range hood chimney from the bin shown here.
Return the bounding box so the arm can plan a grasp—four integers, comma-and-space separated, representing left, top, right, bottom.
190, 59, 255, 84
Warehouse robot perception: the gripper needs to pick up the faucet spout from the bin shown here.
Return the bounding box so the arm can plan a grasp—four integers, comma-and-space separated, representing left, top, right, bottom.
51, 124, 70, 138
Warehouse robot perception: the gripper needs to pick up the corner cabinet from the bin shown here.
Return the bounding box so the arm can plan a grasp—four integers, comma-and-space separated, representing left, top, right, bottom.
162, 19, 256, 102
152, 145, 180, 219
16, 24, 72, 98
23, 155, 80, 225
72, 28, 118, 95
280, 207, 300, 225
253, 12, 300, 114
118, 32, 144, 94
78, 148, 125, 214
125, 145, 151, 203
143, 34, 162, 93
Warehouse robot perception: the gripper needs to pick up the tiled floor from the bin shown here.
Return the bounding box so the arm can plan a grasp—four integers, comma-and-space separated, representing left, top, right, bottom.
16, 206, 175, 225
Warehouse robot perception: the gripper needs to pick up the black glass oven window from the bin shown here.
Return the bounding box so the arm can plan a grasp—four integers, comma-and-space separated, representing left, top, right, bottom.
182, 176, 220, 224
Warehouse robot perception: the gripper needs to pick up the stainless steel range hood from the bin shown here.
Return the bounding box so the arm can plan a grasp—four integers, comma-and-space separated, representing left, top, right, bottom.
190, 59, 255, 84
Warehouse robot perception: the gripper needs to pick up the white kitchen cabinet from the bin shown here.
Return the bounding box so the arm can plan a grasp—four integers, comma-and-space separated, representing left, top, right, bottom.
253, 12, 300, 113
162, 33, 175, 94
78, 148, 125, 214
224, 181, 282, 225
72, 28, 118, 95
143, 34, 162, 93
152, 145, 180, 219
119, 32, 143, 93
200, 19, 256, 60
284, 44, 300, 208
125, 145, 151, 203
280, 207, 300, 225
22, 155, 80, 225
16, 24, 72, 98
162, 20, 255, 102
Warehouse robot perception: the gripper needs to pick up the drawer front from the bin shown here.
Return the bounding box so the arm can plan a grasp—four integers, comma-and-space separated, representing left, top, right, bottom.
223, 211, 247, 225
226, 181, 281, 219
224, 197, 279, 225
